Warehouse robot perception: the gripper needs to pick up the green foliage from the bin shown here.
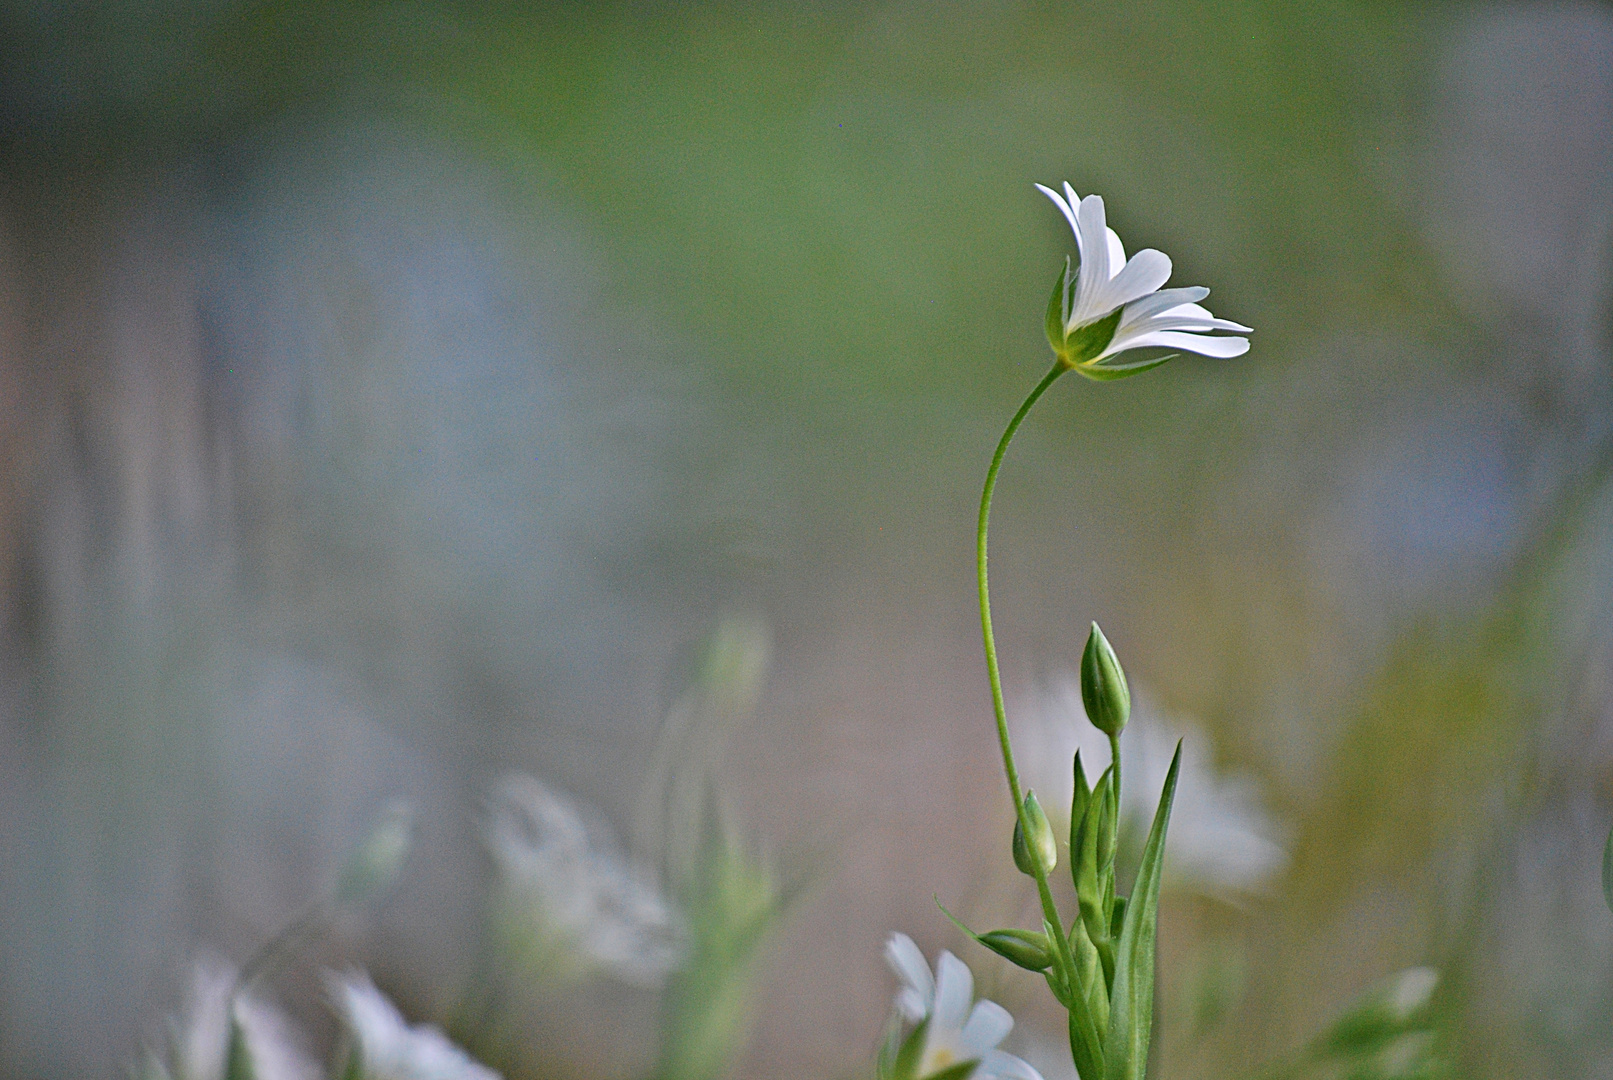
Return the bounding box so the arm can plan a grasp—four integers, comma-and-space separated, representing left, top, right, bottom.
1102, 746, 1181, 1080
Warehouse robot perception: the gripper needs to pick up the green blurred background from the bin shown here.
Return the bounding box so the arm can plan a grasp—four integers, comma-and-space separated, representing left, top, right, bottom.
0, 2, 1609, 1077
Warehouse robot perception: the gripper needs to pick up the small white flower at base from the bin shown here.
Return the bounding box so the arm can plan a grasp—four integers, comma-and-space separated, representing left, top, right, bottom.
884, 933, 1045, 1080
329, 972, 500, 1080
483, 773, 684, 988
1036, 182, 1250, 376
140, 952, 319, 1080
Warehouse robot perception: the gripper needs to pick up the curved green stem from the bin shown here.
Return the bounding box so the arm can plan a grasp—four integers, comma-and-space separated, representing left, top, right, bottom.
977, 362, 1069, 965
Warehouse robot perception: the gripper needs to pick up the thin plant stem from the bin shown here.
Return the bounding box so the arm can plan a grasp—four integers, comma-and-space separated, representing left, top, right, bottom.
1108, 732, 1121, 810
977, 361, 1070, 970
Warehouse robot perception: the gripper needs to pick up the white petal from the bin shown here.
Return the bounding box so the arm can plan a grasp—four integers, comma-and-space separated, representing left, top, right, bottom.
931, 951, 975, 1033
1105, 228, 1126, 276
895, 988, 928, 1023
1123, 307, 1253, 337
1158, 302, 1253, 332
1070, 195, 1111, 325
1106, 329, 1250, 358
979, 1049, 1047, 1080
959, 999, 1014, 1055
1118, 286, 1209, 325
1034, 184, 1080, 241
1098, 248, 1171, 311
884, 933, 935, 1013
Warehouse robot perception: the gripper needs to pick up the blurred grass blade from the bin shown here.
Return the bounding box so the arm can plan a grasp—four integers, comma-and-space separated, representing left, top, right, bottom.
1102, 742, 1181, 1080
1603, 824, 1613, 915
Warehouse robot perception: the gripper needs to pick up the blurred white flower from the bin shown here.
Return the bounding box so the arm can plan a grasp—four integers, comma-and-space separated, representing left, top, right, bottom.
484, 773, 684, 988
139, 952, 318, 1080
884, 933, 1045, 1080
1012, 675, 1286, 896
329, 972, 499, 1080
1037, 182, 1250, 374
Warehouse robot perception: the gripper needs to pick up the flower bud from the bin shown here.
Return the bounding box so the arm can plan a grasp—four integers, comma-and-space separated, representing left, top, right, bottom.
978, 929, 1054, 972
1080, 622, 1130, 737
1012, 790, 1058, 876
335, 800, 414, 904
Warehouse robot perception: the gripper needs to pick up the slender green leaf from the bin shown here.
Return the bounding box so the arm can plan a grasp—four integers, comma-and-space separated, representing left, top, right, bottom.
1103, 742, 1182, 1080
1077, 769, 1115, 951
1070, 750, 1091, 893
1069, 1002, 1105, 1080
1072, 917, 1110, 1046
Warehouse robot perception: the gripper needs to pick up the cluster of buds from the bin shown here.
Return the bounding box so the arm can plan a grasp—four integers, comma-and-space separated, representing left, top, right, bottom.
955, 625, 1179, 1080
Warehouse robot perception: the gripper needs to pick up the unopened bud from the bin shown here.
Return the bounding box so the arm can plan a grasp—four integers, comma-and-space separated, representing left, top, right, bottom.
978, 929, 1054, 972
1012, 790, 1058, 876
1080, 622, 1130, 737
336, 800, 414, 904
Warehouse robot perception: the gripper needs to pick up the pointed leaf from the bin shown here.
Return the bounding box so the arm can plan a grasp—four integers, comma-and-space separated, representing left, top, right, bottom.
1074, 354, 1178, 382
1068, 1003, 1105, 1080
1102, 742, 1182, 1080
1069, 750, 1091, 893
1071, 918, 1110, 1046
1077, 769, 1115, 951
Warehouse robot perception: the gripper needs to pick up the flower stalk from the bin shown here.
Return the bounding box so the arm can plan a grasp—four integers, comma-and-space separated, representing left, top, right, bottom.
951, 181, 1248, 1080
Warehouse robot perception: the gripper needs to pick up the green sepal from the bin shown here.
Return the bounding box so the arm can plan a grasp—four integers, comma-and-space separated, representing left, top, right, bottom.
223, 1013, 254, 1080
1061, 308, 1123, 367
1046, 260, 1071, 356
1602, 825, 1613, 915
1074, 354, 1178, 382
891, 1018, 930, 1080
1012, 791, 1058, 876
1102, 742, 1182, 1080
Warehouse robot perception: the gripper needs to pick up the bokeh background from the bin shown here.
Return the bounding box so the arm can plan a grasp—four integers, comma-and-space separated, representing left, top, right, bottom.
0, 2, 1610, 1077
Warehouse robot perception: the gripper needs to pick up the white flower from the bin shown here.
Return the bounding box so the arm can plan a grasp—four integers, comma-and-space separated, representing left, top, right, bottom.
139, 952, 318, 1080
329, 971, 500, 1080
483, 773, 683, 988
884, 933, 1045, 1080
1012, 676, 1286, 896
1036, 182, 1250, 374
